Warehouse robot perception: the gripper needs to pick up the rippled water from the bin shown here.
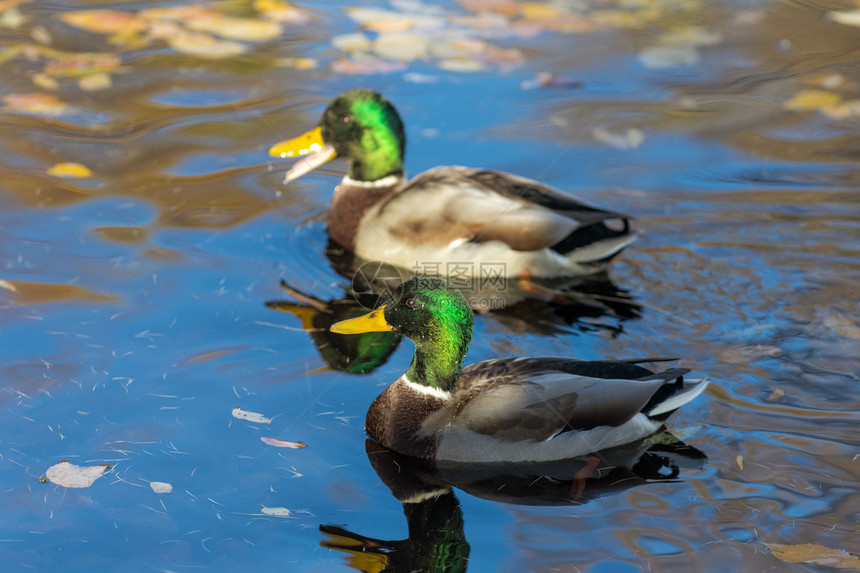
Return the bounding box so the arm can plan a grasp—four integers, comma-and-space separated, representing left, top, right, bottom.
1, 0, 858, 571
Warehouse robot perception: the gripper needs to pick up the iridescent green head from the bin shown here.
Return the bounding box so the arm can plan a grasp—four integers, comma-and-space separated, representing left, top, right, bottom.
269, 89, 406, 184
320, 89, 405, 182
331, 277, 474, 392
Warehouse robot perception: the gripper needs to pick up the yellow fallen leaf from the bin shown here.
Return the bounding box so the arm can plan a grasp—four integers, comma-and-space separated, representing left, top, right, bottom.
48, 162, 92, 178
275, 57, 317, 69
254, 0, 313, 24
784, 90, 842, 111
31, 72, 59, 90
185, 16, 282, 42
60, 10, 147, 34
736, 455, 743, 470
78, 72, 112, 91
765, 542, 860, 569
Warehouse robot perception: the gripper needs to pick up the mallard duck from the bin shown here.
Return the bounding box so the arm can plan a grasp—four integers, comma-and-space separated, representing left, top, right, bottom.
330, 276, 708, 463
269, 89, 636, 278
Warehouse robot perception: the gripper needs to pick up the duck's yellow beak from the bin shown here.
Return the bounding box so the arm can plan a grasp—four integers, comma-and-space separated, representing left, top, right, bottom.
268, 126, 337, 184
330, 306, 393, 334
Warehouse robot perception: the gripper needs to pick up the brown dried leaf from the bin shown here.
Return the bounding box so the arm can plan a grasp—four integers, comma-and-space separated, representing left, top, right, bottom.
765, 542, 860, 569
2, 92, 68, 116
43, 52, 121, 77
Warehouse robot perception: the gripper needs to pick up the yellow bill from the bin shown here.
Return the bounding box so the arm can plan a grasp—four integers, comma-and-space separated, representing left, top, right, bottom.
268, 126, 338, 184
330, 306, 393, 334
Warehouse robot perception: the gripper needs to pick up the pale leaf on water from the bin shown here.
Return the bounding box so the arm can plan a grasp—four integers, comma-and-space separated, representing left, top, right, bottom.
261, 436, 307, 449
168, 32, 247, 59
827, 9, 860, 28
260, 506, 291, 517
184, 16, 282, 42
765, 542, 860, 569
44, 461, 111, 488
150, 481, 173, 493
592, 126, 645, 150
60, 9, 148, 35
232, 406, 271, 424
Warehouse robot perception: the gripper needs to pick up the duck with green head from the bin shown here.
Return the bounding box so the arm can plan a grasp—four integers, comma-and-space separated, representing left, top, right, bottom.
270, 89, 636, 278
330, 276, 708, 463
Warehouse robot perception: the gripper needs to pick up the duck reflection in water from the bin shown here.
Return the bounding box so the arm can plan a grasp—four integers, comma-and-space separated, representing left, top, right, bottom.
327, 242, 643, 337
320, 436, 706, 573
265, 279, 402, 375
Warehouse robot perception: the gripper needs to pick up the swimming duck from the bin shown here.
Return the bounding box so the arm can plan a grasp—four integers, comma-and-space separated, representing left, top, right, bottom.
269, 89, 636, 278
330, 276, 708, 463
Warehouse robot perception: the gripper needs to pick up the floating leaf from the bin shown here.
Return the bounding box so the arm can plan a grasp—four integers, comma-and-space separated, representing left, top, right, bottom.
457, 0, 521, 18
765, 543, 860, 569
784, 90, 842, 111
168, 31, 246, 59
374, 32, 429, 62
592, 126, 645, 150
78, 72, 112, 91
331, 32, 372, 53
31, 72, 59, 90
47, 162, 92, 178
44, 461, 111, 488
140, 5, 222, 22
232, 406, 271, 424
2, 92, 68, 116
274, 57, 317, 69
254, 0, 313, 24
43, 52, 121, 77
150, 481, 173, 493
736, 455, 743, 470
260, 506, 291, 517
60, 10, 147, 35
345, 7, 415, 32
261, 436, 307, 449
827, 9, 860, 28
331, 55, 408, 75
521, 71, 581, 90
1, 6, 25, 28
639, 45, 700, 68
185, 16, 282, 42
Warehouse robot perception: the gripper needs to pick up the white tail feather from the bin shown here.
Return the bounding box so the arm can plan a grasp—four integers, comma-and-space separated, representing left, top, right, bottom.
647, 378, 709, 417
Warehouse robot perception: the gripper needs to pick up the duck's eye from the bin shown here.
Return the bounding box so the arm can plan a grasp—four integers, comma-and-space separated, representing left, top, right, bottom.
405, 298, 418, 309
341, 115, 351, 125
